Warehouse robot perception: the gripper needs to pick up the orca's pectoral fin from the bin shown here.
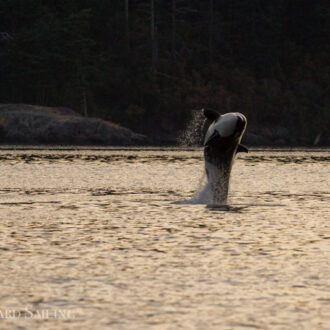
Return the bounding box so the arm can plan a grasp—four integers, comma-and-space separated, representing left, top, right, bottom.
236, 144, 249, 153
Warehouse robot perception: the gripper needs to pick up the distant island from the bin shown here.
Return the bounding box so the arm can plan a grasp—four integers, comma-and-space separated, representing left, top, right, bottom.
0, 104, 146, 145
0, 104, 327, 146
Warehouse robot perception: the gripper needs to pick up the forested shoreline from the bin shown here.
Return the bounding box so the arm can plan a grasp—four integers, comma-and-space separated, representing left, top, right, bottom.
0, 1, 329, 145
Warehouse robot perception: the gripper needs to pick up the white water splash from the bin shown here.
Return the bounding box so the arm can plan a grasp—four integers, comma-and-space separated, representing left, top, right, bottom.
176, 110, 233, 205
173, 170, 208, 205
174, 160, 233, 205
175, 163, 230, 206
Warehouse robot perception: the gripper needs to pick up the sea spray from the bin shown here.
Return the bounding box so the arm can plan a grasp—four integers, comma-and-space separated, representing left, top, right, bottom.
173, 109, 208, 204
177, 110, 208, 147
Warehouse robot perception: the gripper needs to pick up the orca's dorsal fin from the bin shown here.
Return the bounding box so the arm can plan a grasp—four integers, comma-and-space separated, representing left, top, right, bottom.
236, 144, 248, 153
203, 108, 220, 122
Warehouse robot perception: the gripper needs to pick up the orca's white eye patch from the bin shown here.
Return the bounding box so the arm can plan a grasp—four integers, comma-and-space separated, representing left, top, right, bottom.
203, 112, 247, 145
213, 113, 237, 137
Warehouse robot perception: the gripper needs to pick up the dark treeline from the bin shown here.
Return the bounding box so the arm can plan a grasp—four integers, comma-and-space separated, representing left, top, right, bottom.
0, 0, 329, 142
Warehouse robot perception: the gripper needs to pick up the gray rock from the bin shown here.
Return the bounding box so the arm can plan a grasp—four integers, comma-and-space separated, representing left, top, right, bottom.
0, 104, 147, 145
273, 138, 286, 146
55, 107, 81, 117
274, 127, 290, 140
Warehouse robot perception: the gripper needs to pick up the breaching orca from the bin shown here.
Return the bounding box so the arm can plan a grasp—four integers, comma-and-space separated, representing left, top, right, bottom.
201, 109, 248, 205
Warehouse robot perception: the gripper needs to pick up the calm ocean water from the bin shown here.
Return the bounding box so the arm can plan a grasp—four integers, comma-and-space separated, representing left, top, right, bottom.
0, 147, 329, 329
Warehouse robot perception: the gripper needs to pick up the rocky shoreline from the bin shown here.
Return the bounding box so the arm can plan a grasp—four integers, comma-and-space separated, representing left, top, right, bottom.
242, 127, 329, 147
0, 104, 328, 146
0, 104, 146, 145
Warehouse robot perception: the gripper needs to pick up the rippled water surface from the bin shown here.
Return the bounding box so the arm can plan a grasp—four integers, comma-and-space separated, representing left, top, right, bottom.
0, 147, 329, 329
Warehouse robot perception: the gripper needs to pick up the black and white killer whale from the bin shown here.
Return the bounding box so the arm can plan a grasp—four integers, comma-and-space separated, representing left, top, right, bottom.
200, 109, 248, 205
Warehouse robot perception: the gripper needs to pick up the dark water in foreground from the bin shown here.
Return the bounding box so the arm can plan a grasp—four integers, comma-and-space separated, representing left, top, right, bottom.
0, 147, 329, 329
